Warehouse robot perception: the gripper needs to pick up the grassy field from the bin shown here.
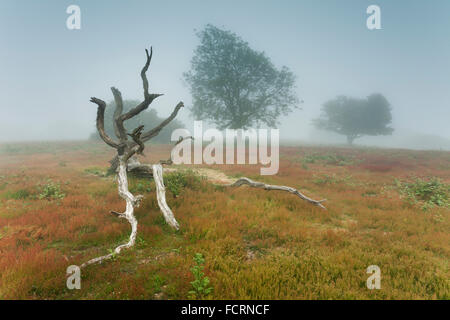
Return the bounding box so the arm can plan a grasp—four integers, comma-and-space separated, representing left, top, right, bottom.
0, 141, 448, 299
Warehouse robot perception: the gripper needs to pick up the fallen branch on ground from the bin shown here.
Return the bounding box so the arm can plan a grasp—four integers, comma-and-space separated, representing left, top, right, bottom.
226, 177, 327, 209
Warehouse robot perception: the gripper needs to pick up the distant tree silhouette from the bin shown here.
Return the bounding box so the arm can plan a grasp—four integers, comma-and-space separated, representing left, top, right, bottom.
184, 24, 299, 129
313, 93, 394, 145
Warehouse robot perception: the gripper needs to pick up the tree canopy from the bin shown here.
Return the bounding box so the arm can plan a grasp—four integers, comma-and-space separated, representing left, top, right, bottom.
184, 24, 299, 129
313, 93, 394, 145
90, 99, 184, 143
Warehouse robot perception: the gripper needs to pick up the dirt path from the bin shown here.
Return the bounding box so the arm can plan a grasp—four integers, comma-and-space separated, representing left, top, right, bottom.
191, 168, 235, 184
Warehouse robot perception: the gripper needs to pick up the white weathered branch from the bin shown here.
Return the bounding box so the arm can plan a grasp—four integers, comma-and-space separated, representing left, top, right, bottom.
152, 164, 180, 230
81, 156, 141, 268
227, 177, 327, 209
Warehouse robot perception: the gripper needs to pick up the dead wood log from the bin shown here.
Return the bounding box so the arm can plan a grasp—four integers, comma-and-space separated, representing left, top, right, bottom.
226, 177, 326, 209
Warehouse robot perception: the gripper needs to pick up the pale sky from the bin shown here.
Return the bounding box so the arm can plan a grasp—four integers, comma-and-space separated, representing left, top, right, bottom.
1, 0, 449, 147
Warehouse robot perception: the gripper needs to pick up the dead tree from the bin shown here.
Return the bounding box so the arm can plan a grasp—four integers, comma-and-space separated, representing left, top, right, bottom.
82, 48, 325, 268
82, 48, 181, 267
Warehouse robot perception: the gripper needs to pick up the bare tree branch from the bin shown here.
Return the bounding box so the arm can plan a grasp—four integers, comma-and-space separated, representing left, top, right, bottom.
174, 135, 194, 146
127, 125, 145, 155
110, 210, 125, 218
90, 97, 119, 149
142, 48, 152, 100
120, 93, 163, 122
142, 102, 184, 141
119, 48, 163, 122
108, 101, 185, 173
111, 87, 127, 141
159, 136, 194, 165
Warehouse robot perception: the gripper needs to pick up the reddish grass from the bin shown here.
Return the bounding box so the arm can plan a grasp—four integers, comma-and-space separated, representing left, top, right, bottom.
0, 141, 448, 299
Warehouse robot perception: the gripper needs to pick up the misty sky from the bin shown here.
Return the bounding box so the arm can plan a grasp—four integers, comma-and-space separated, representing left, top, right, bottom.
1, 0, 449, 146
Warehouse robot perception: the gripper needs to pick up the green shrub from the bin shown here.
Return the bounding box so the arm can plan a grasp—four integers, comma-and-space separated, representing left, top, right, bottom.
150, 275, 166, 293
107, 248, 117, 260
188, 253, 213, 299
38, 180, 65, 201
84, 167, 106, 177
313, 173, 352, 185
396, 177, 449, 210
164, 170, 203, 197
8, 189, 31, 200
301, 153, 356, 166
136, 236, 147, 249
139, 182, 152, 193
128, 176, 152, 194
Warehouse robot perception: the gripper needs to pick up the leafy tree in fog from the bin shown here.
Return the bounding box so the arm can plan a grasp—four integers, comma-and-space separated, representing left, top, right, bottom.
184, 24, 299, 129
313, 94, 394, 145
90, 100, 184, 143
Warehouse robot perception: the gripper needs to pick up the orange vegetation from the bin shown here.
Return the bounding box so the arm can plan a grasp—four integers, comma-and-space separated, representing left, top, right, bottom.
0, 141, 448, 299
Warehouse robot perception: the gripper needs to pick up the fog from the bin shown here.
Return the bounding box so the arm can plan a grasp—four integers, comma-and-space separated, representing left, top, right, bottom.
1, 0, 449, 150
